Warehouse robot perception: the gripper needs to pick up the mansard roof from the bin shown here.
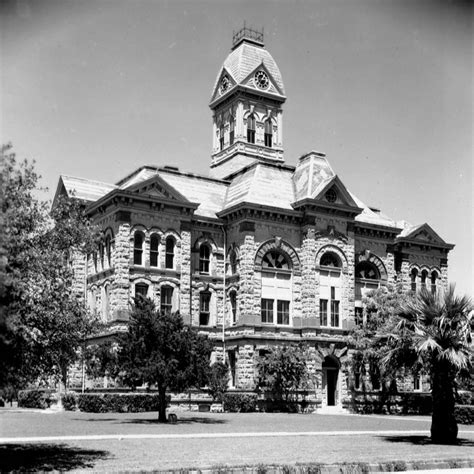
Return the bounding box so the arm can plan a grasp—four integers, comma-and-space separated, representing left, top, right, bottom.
210, 41, 286, 105
55, 156, 447, 241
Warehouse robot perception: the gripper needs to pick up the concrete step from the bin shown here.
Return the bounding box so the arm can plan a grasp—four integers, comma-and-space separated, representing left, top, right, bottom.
317, 405, 349, 414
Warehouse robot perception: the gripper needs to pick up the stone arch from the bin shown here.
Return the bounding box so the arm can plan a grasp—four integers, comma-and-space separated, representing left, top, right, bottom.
255, 238, 301, 273
355, 250, 388, 281
315, 245, 348, 271
314, 344, 348, 365
193, 236, 218, 253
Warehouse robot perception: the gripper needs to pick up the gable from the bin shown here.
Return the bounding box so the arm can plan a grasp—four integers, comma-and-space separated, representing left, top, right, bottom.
126, 174, 190, 203
312, 176, 359, 209
210, 67, 237, 103
403, 223, 446, 244
240, 61, 284, 96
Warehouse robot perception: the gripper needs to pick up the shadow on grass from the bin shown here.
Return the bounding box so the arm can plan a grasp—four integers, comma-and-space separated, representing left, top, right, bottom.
119, 416, 227, 425
381, 435, 474, 447
0, 443, 109, 472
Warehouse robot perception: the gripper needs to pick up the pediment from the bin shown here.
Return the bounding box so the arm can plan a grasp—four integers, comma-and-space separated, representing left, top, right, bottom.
403, 223, 446, 244
313, 176, 359, 209
241, 61, 284, 96
210, 67, 237, 103
126, 175, 189, 203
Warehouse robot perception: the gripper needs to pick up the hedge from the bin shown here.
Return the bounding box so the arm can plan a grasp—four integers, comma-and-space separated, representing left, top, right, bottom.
76, 393, 170, 413
455, 405, 474, 425
61, 392, 78, 411
18, 389, 55, 409
350, 391, 432, 415
223, 393, 257, 412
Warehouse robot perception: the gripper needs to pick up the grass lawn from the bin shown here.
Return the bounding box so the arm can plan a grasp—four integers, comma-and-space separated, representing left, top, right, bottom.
1, 410, 473, 472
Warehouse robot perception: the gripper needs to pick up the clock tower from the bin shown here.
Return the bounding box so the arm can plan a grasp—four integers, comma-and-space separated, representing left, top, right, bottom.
209, 27, 287, 179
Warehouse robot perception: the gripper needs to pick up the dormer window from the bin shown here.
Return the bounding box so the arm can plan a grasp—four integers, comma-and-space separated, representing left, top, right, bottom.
264, 118, 272, 147
247, 114, 256, 144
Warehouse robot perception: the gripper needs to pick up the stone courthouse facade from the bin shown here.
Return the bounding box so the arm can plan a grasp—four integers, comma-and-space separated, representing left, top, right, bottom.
54, 28, 453, 408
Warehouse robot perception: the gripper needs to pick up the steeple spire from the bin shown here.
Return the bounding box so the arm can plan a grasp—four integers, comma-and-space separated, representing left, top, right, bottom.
232, 24, 264, 49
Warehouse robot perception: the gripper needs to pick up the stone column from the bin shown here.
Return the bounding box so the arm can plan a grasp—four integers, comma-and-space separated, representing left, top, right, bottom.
300, 225, 317, 325
238, 223, 258, 324
180, 224, 192, 324
111, 220, 131, 320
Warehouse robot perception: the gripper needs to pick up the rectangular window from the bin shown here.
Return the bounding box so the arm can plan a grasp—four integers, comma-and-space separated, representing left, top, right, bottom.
331, 300, 340, 327
355, 307, 363, 327
261, 298, 274, 324
264, 133, 272, 147
229, 120, 235, 145
160, 286, 173, 314
320, 299, 328, 326
277, 300, 290, 325
200, 292, 211, 326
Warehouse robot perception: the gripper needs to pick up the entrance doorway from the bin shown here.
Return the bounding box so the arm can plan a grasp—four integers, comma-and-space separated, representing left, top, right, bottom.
322, 356, 339, 406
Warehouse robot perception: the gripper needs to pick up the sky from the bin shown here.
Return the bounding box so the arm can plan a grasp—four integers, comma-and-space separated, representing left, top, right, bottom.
2, 0, 472, 295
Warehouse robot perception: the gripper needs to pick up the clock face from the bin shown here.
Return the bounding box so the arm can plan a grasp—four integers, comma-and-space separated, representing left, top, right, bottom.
254, 70, 269, 89
325, 189, 337, 203
220, 75, 230, 94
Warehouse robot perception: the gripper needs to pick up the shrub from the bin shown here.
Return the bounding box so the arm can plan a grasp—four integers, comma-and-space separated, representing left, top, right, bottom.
456, 390, 473, 406
223, 393, 257, 413
455, 405, 474, 425
76, 393, 170, 413
61, 392, 78, 411
18, 389, 54, 409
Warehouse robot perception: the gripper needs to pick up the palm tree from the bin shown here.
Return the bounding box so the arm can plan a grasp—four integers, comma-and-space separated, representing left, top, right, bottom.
381, 284, 472, 444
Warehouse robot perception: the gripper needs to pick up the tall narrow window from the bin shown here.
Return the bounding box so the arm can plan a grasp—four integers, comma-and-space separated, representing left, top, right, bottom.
165, 236, 175, 269
93, 252, 98, 273
150, 234, 159, 267
160, 286, 173, 314
219, 124, 225, 150
320, 299, 328, 326
410, 268, 418, 292
200, 292, 211, 325
102, 285, 110, 322
277, 300, 290, 325
431, 271, 438, 294
264, 118, 272, 147
105, 235, 112, 268
230, 291, 237, 324
330, 287, 340, 327
355, 307, 363, 327
134, 232, 144, 265
247, 114, 255, 144
228, 250, 237, 275
229, 117, 235, 145
421, 270, 428, 290
261, 298, 274, 324
199, 244, 211, 274
99, 242, 104, 270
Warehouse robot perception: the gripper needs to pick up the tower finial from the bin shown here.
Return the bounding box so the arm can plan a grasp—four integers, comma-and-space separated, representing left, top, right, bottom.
232, 24, 264, 49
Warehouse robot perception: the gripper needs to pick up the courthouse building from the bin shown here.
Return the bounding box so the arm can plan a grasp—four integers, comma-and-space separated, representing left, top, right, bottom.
54, 28, 453, 408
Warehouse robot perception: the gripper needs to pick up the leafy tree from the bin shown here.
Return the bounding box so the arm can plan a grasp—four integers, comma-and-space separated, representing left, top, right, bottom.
381, 285, 472, 444
208, 361, 229, 404
1, 143, 98, 390
256, 344, 311, 407
348, 284, 408, 391
116, 297, 213, 422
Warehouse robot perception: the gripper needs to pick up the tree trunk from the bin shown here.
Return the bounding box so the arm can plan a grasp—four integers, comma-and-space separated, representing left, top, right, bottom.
430, 363, 458, 444
157, 386, 168, 423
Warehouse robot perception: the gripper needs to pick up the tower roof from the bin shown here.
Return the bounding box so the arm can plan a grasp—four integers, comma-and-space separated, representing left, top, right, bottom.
210, 30, 286, 105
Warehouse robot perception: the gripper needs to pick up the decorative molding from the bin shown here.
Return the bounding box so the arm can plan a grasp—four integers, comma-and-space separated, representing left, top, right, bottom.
315, 225, 348, 243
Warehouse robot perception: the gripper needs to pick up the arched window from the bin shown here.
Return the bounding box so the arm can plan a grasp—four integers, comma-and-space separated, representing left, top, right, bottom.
421, 270, 428, 290
101, 285, 110, 322
133, 231, 144, 265
199, 243, 211, 274
105, 235, 112, 268
264, 118, 272, 147
261, 250, 291, 325
160, 285, 173, 314
247, 114, 256, 144
135, 282, 148, 299
320, 252, 342, 268
150, 234, 160, 267
228, 250, 238, 275
230, 290, 237, 324
320, 251, 343, 328
219, 123, 225, 151
355, 261, 380, 280
99, 242, 104, 270
431, 271, 438, 294
165, 236, 175, 269
229, 117, 235, 145
410, 268, 418, 292
93, 251, 98, 273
